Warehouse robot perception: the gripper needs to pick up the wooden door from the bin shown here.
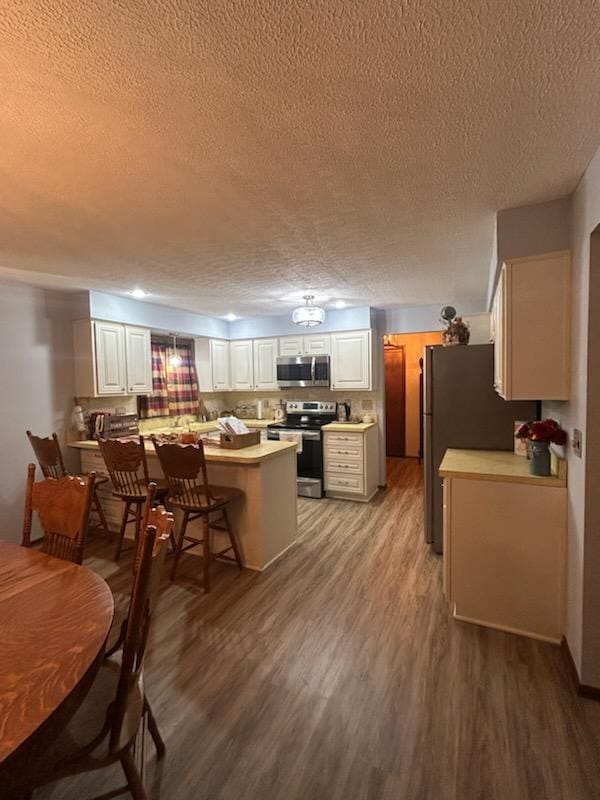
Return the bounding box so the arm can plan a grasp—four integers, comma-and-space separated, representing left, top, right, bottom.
385, 345, 406, 456
279, 337, 304, 356
303, 334, 331, 355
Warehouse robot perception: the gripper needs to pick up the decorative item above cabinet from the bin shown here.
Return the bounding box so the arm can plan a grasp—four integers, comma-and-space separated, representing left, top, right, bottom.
492, 250, 570, 400
73, 320, 152, 397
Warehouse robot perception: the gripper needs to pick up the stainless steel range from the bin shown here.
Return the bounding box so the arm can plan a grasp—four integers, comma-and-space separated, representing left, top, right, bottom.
267, 400, 337, 498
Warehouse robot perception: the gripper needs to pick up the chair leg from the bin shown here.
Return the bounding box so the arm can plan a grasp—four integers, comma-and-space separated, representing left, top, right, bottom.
222, 507, 243, 570
202, 514, 211, 593
170, 510, 189, 581
120, 746, 147, 800
144, 696, 166, 759
114, 500, 130, 561
93, 489, 109, 535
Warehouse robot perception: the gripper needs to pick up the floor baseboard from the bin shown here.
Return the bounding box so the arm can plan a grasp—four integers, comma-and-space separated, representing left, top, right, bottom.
561, 637, 600, 701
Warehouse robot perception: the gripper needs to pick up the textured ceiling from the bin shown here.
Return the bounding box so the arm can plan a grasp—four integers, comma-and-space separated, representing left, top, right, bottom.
1, 1, 600, 318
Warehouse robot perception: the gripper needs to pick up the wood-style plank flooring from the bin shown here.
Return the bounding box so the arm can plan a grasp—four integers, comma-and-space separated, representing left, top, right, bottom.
38, 459, 600, 800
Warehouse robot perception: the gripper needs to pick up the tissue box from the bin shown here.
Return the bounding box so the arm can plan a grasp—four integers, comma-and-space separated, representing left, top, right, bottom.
220, 431, 261, 449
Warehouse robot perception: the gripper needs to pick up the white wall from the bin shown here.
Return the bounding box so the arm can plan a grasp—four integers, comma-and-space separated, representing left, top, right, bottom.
0, 282, 83, 542
544, 148, 600, 685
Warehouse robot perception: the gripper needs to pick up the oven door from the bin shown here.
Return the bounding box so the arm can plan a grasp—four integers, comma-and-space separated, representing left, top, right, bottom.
267, 428, 324, 497
276, 356, 314, 388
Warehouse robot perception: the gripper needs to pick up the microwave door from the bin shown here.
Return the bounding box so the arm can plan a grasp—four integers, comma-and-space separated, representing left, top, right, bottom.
277, 357, 313, 387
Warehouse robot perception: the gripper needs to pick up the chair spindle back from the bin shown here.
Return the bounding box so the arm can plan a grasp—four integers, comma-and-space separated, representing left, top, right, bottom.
110, 507, 173, 749
22, 463, 96, 563
151, 439, 216, 507
98, 437, 150, 499
26, 430, 68, 479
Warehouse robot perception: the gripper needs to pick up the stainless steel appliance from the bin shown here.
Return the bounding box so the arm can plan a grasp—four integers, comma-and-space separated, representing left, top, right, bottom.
276, 356, 330, 388
423, 344, 538, 554
267, 400, 337, 497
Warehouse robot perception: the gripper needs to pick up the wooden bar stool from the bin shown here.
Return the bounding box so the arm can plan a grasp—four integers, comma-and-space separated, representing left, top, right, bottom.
26, 430, 109, 535
98, 436, 169, 562
152, 438, 244, 592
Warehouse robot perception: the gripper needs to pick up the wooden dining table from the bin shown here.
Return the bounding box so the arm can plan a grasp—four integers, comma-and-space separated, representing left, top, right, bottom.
0, 540, 114, 776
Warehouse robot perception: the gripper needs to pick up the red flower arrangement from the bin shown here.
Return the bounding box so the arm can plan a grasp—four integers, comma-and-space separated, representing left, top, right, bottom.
515, 419, 567, 446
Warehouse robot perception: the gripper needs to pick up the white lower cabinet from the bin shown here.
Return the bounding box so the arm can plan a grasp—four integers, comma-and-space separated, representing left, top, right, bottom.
330, 330, 372, 390
443, 475, 566, 642
323, 425, 379, 501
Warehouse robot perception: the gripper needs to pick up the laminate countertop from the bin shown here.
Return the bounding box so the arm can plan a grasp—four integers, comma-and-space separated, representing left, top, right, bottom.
439, 448, 567, 488
139, 418, 274, 436
70, 438, 297, 465
322, 422, 377, 432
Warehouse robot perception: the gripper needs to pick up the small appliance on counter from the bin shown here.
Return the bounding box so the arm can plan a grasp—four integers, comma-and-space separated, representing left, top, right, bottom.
89, 413, 139, 440
267, 400, 337, 498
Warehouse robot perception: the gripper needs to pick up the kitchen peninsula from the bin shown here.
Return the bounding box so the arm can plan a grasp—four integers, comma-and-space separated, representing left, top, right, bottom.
71, 437, 298, 571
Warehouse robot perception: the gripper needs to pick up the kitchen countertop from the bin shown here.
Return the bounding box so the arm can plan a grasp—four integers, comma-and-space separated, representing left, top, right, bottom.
139, 418, 274, 437
439, 448, 567, 488
69, 438, 297, 465
322, 422, 377, 432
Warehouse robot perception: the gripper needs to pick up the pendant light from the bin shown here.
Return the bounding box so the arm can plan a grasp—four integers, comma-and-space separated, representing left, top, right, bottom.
169, 333, 182, 368
292, 295, 326, 327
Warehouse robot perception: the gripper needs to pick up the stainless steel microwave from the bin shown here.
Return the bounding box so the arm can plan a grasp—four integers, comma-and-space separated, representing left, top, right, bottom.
276, 356, 330, 388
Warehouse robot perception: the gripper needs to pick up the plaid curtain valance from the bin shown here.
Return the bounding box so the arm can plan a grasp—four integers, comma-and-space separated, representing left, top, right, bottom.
138, 341, 200, 418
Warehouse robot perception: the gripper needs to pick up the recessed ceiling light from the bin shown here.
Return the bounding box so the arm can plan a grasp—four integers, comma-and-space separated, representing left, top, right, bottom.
130, 288, 148, 299
224, 313, 238, 321
332, 300, 346, 309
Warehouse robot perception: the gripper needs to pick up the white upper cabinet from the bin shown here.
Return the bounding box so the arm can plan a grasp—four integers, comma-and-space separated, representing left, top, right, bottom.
195, 338, 230, 392
125, 326, 152, 394
210, 339, 230, 392
304, 333, 331, 355
253, 338, 278, 390
493, 251, 570, 400
74, 319, 153, 397
279, 337, 304, 356
230, 339, 254, 391
279, 334, 331, 356
330, 330, 372, 390
94, 321, 127, 395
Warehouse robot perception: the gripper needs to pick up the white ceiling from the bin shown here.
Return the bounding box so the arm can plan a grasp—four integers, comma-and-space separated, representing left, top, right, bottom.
1, 1, 600, 318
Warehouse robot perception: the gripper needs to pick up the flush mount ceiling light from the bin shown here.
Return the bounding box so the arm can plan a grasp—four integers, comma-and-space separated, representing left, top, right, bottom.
224, 313, 238, 321
129, 288, 148, 299
292, 295, 326, 327
169, 333, 182, 368
332, 300, 346, 309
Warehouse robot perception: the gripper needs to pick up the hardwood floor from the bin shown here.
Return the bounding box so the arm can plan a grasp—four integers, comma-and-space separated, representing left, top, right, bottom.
37, 459, 600, 800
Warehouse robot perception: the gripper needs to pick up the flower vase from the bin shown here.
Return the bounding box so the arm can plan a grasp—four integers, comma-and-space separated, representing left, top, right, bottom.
529, 440, 551, 476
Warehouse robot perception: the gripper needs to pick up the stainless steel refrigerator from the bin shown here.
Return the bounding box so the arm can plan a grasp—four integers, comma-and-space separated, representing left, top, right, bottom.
423, 344, 538, 554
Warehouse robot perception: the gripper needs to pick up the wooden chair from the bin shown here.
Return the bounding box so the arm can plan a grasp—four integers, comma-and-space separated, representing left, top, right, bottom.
22, 463, 96, 564
152, 437, 244, 592
98, 436, 169, 562
26, 430, 109, 535
13, 507, 173, 800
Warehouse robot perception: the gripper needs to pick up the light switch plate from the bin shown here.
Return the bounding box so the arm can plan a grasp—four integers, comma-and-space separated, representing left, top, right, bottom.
573, 428, 582, 458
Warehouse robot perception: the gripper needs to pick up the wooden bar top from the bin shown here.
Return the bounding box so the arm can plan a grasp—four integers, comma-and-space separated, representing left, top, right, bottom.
0, 541, 114, 762
70, 438, 297, 465
439, 448, 567, 488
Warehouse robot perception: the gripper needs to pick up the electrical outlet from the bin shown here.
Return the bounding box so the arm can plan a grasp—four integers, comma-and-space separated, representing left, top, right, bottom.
573, 428, 582, 458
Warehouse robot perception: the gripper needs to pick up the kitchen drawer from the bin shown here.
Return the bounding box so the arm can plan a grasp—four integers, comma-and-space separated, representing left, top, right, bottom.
324, 444, 363, 461
325, 432, 364, 446
324, 458, 363, 475
325, 473, 364, 494
81, 450, 110, 478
